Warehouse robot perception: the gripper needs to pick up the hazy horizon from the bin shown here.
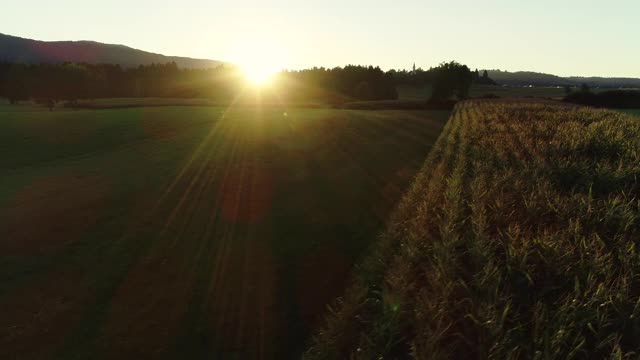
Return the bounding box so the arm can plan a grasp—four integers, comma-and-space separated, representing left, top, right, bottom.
2, 0, 639, 78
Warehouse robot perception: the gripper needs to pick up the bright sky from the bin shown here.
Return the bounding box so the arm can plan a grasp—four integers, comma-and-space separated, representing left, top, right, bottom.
2, 0, 639, 77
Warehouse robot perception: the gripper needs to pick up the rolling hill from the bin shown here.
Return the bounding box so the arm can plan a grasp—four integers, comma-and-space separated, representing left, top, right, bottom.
0, 33, 224, 69
486, 69, 640, 88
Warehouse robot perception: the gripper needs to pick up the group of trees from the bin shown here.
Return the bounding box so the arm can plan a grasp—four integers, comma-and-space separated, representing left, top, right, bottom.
0, 62, 245, 104
0, 62, 400, 105
430, 61, 474, 100
472, 69, 497, 85
0, 60, 485, 106
388, 65, 493, 88
387, 62, 489, 101
273, 66, 397, 102
388, 67, 438, 87
564, 89, 640, 108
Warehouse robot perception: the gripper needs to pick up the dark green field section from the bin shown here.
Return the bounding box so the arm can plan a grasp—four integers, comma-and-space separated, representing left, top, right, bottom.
397, 84, 570, 100
307, 100, 640, 359
0, 105, 449, 359
397, 84, 622, 102
619, 109, 640, 117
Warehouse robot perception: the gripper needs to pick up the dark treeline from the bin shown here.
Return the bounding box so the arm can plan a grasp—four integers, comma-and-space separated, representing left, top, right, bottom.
0, 61, 488, 106
0, 62, 399, 105
390, 66, 495, 87
277, 66, 397, 102
0, 62, 244, 103
564, 89, 640, 108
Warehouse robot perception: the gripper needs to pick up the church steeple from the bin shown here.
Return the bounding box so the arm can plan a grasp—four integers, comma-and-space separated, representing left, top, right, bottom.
412, 62, 416, 73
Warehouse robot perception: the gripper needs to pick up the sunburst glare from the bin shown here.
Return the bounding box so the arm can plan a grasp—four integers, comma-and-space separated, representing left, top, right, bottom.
230, 40, 284, 86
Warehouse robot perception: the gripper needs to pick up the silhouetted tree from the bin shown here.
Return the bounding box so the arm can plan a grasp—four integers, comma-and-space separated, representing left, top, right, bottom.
430, 61, 473, 101
354, 81, 373, 100
3, 64, 30, 104
564, 85, 573, 95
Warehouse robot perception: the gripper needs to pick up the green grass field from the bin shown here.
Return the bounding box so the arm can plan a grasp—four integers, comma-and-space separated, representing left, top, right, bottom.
618, 109, 640, 117
0, 103, 449, 359
307, 100, 640, 359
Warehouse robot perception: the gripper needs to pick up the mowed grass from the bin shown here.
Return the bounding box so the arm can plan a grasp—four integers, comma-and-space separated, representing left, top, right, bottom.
307, 100, 640, 359
0, 104, 449, 359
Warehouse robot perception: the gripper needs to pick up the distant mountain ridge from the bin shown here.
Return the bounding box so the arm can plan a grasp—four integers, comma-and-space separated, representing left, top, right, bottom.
486, 70, 640, 88
0, 33, 224, 69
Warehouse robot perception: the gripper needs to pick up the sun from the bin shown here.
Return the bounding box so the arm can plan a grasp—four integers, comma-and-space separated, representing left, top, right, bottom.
229, 40, 284, 86
242, 63, 276, 85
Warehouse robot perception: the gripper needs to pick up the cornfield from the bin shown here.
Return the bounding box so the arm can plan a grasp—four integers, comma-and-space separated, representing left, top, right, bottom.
307, 100, 640, 359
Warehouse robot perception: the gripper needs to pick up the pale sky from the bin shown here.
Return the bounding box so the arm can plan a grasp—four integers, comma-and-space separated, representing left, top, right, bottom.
2, 0, 639, 77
